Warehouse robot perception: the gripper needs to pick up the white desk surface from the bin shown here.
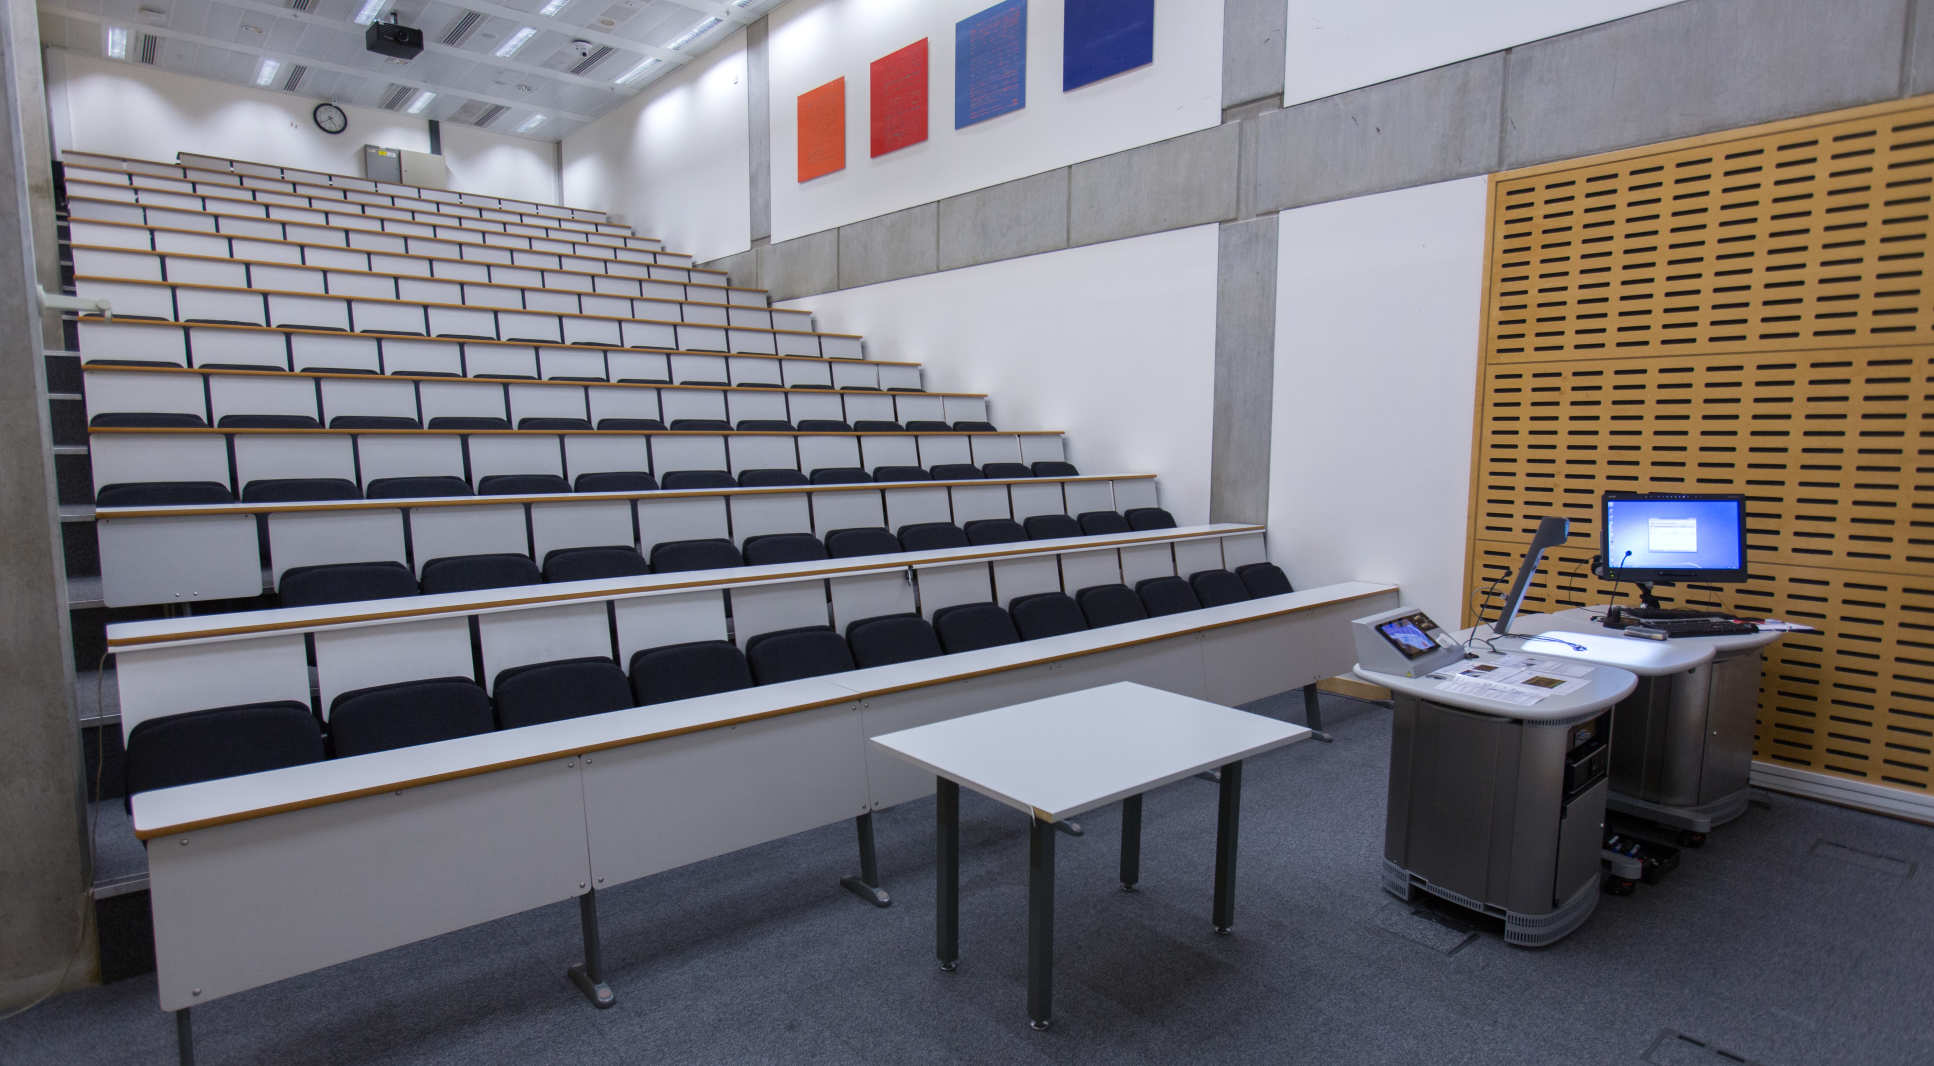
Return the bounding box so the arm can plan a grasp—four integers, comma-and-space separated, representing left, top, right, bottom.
869, 682, 1309, 823
1506, 606, 1784, 656
1356, 652, 1637, 723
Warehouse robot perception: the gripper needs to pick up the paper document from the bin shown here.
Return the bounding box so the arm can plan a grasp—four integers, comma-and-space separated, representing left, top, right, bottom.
1749, 619, 1819, 633
1435, 653, 1593, 705
1436, 674, 1550, 707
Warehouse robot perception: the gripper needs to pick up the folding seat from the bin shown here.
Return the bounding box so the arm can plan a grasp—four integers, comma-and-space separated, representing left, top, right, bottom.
1031, 461, 1079, 477
478, 473, 571, 495
1022, 514, 1082, 540
124, 701, 325, 798
871, 465, 929, 482
745, 626, 856, 684
648, 537, 743, 573
278, 560, 419, 607
243, 477, 362, 503
742, 532, 828, 565
629, 640, 753, 705
1189, 569, 1251, 608
1125, 507, 1177, 531
738, 468, 809, 487
928, 463, 983, 481
660, 469, 735, 490
932, 602, 1020, 654
669, 418, 730, 431
365, 475, 473, 498
735, 419, 793, 431
1136, 575, 1201, 617
1077, 584, 1148, 628
426, 415, 510, 429
597, 417, 666, 430
846, 613, 944, 668
796, 419, 851, 432
492, 657, 635, 730
677, 379, 730, 387
905, 420, 951, 432
898, 522, 969, 552
1077, 510, 1132, 535
1009, 592, 1088, 640
542, 545, 649, 582
809, 467, 871, 485
963, 518, 1026, 546
824, 527, 900, 559
853, 420, 903, 432
328, 677, 494, 758
218, 414, 322, 428
331, 414, 422, 429
418, 553, 541, 594
1236, 562, 1294, 598
952, 421, 997, 432
518, 416, 591, 430
89, 412, 207, 428
574, 471, 657, 493
980, 462, 1032, 479
94, 481, 234, 507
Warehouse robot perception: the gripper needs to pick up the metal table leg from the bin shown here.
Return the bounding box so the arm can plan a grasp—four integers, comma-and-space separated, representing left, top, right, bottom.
841, 811, 892, 907
1213, 760, 1243, 934
937, 778, 959, 973
1028, 814, 1056, 1030
1120, 793, 1143, 892
1302, 684, 1334, 743
175, 1007, 194, 1066
567, 888, 617, 1008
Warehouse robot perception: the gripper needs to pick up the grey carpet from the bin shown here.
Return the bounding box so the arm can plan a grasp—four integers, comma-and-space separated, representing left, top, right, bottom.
5, 692, 1932, 1066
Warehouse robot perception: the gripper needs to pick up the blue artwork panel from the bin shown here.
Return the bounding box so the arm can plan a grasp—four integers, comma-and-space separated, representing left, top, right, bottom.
1062, 0, 1153, 92
956, 0, 1028, 129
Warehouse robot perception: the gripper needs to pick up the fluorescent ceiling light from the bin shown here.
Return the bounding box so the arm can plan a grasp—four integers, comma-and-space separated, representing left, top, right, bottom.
613, 57, 658, 85
494, 26, 536, 58
539, 0, 571, 15
254, 58, 281, 86
105, 25, 128, 59
406, 90, 436, 114
515, 113, 546, 133
665, 17, 720, 51
352, 0, 385, 26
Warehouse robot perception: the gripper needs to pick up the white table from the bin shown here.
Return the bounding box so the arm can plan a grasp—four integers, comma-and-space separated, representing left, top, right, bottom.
870, 682, 1309, 1030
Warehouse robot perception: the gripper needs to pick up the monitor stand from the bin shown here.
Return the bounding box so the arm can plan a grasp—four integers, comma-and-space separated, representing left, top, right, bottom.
1632, 581, 1667, 612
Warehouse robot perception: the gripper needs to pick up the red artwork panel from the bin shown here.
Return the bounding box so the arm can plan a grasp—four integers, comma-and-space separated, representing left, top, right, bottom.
798, 77, 846, 183
870, 39, 929, 158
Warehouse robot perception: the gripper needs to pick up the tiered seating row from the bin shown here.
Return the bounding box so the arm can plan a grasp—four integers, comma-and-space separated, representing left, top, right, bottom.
173, 150, 614, 226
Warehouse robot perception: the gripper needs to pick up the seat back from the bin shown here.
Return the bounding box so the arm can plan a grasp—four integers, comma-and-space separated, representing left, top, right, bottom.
629, 640, 755, 705
95, 481, 235, 507
492, 657, 634, 729
738, 468, 810, 487
1022, 514, 1082, 540
1189, 569, 1251, 608
1125, 507, 1177, 531
575, 471, 657, 493
928, 463, 983, 481
242, 477, 362, 503
980, 462, 1031, 479
124, 701, 325, 797
742, 532, 828, 565
1078, 584, 1148, 627
1077, 511, 1132, 535
478, 473, 572, 496
1236, 562, 1293, 598
279, 560, 419, 607
871, 465, 930, 482
660, 470, 735, 490
648, 538, 743, 573
366, 475, 472, 499
419, 553, 542, 594
898, 522, 969, 551
845, 613, 944, 668
745, 626, 856, 684
825, 527, 901, 558
963, 518, 1026, 545
1009, 592, 1087, 639
542, 545, 649, 583
1136, 575, 1201, 617
809, 467, 872, 485
932, 603, 1020, 653
328, 677, 494, 758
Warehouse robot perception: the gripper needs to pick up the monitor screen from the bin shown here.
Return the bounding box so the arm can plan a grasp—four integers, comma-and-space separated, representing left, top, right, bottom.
1601, 493, 1748, 582
1375, 613, 1444, 660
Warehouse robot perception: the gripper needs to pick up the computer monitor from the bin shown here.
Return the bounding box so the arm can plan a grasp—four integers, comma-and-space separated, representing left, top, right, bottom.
1600, 492, 1748, 584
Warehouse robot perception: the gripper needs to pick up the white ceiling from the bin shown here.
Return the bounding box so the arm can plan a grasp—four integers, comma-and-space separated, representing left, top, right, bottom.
36, 0, 780, 142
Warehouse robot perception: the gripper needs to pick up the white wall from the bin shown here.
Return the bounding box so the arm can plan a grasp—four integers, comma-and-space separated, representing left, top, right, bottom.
1282, 0, 1680, 106
1267, 176, 1490, 623
782, 225, 1221, 525
44, 50, 559, 205
769, 0, 1221, 242
560, 31, 752, 262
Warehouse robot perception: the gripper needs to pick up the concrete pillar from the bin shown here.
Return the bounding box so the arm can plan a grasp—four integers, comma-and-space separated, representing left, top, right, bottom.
745, 15, 771, 244
0, 0, 94, 1010
8, 0, 60, 346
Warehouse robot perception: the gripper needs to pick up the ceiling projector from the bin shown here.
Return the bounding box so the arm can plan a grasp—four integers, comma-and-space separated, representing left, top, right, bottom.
366, 18, 424, 60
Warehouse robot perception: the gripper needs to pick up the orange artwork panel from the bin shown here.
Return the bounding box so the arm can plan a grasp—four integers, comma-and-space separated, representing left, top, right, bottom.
797, 77, 846, 183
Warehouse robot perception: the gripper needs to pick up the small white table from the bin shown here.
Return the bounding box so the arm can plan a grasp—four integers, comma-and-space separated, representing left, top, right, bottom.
869, 682, 1309, 1030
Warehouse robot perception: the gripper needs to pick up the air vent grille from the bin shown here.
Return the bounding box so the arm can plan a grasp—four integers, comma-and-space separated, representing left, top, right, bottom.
286, 0, 315, 11
473, 103, 507, 127
282, 64, 306, 91
379, 84, 413, 111
569, 45, 613, 76
440, 11, 482, 47
137, 34, 157, 64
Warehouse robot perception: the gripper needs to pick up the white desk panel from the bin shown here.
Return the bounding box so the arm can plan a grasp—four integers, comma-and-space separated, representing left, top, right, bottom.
1114, 479, 1160, 511
1513, 606, 1784, 658
728, 435, 799, 474
944, 396, 989, 423
607, 351, 671, 383
83, 370, 205, 420
1221, 532, 1267, 568
667, 353, 727, 384
290, 332, 377, 373
895, 394, 945, 423
1120, 543, 1176, 585
857, 663, 1070, 809
1358, 654, 1637, 723
860, 435, 918, 469
916, 562, 992, 619
731, 581, 832, 647
116, 633, 310, 740
478, 602, 613, 690
726, 390, 788, 423
410, 504, 530, 573
730, 493, 812, 543
584, 386, 662, 428
467, 434, 564, 479
613, 591, 728, 664
537, 346, 605, 381
798, 435, 861, 472
506, 383, 588, 424
89, 433, 230, 487
885, 486, 951, 530
831, 571, 917, 632
1064, 480, 1115, 516
949, 483, 1010, 524
916, 435, 969, 467
80, 319, 185, 364
234, 434, 355, 487
842, 391, 894, 422
811, 488, 886, 534
1174, 538, 1224, 580
969, 435, 1022, 464
418, 380, 509, 422
1009, 481, 1064, 520
660, 388, 728, 423
563, 434, 651, 477
787, 390, 845, 423
319, 376, 417, 422
635, 495, 729, 544
314, 615, 476, 713
1200, 590, 1398, 707
1059, 548, 1123, 593
266, 508, 407, 583
651, 434, 728, 473
98, 515, 261, 608
187, 328, 284, 370
355, 434, 465, 483
992, 555, 1060, 605
531, 498, 636, 560
380, 337, 462, 376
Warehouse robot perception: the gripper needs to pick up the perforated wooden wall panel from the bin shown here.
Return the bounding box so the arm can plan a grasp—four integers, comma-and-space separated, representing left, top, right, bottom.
1466, 96, 1934, 795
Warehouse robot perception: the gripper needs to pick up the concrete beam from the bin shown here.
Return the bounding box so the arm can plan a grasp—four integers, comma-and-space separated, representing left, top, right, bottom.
762, 228, 839, 302
1069, 123, 1241, 247
1906, 0, 1934, 94
937, 169, 1070, 271
837, 203, 938, 290
1222, 0, 1287, 110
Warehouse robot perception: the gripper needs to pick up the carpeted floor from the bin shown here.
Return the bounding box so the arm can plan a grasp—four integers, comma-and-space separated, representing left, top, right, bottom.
5, 692, 1931, 1066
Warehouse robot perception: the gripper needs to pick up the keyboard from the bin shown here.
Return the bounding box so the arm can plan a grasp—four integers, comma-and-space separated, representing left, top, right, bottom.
1620, 607, 1727, 621
1625, 618, 1760, 639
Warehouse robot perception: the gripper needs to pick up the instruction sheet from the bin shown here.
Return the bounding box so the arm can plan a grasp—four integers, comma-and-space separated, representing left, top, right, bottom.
1435, 653, 1593, 706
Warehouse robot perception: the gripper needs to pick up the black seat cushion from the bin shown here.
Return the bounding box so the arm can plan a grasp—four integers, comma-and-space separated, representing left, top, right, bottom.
575, 471, 658, 493
854, 420, 903, 432
1078, 584, 1148, 628
825, 527, 900, 558
542, 545, 649, 583
809, 467, 872, 485
629, 640, 753, 706
426, 415, 510, 429
1137, 575, 1201, 617
1031, 461, 1079, 477
928, 463, 983, 481
905, 420, 951, 432
279, 560, 418, 607
1077, 511, 1132, 535
669, 418, 730, 431
218, 413, 321, 429
980, 462, 1032, 479
898, 522, 969, 551
745, 626, 856, 684
742, 533, 828, 565
1125, 507, 1177, 531
329, 678, 494, 758
419, 553, 541, 594
846, 613, 944, 668
1190, 569, 1251, 608
738, 468, 810, 487
660, 470, 736, 490
649, 538, 743, 573
1009, 592, 1087, 640
365, 475, 473, 499
964, 519, 1026, 546
95, 481, 235, 507
124, 701, 324, 798
1236, 562, 1294, 598
90, 411, 207, 428
478, 473, 572, 496
932, 603, 1020, 653
597, 417, 666, 431
871, 465, 930, 482
242, 477, 362, 503
518, 416, 591, 430
493, 657, 634, 730
331, 414, 422, 429
735, 419, 794, 431
1022, 514, 1083, 540
796, 419, 851, 432
953, 420, 997, 432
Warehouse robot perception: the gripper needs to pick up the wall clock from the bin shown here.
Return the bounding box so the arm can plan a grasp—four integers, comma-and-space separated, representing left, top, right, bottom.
313, 102, 348, 135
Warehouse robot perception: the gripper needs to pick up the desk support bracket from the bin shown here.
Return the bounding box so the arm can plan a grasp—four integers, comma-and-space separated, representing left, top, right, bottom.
841, 812, 892, 907
1119, 793, 1143, 891
1302, 684, 1334, 743
175, 1007, 194, 1066
567, 888, 617, 1008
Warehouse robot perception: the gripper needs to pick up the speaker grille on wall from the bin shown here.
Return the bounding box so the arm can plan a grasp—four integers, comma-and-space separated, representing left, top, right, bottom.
1466, 96, 1934, 795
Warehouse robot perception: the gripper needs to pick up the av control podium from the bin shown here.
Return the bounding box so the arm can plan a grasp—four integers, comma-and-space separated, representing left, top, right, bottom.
1357, 653, 1637, 947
